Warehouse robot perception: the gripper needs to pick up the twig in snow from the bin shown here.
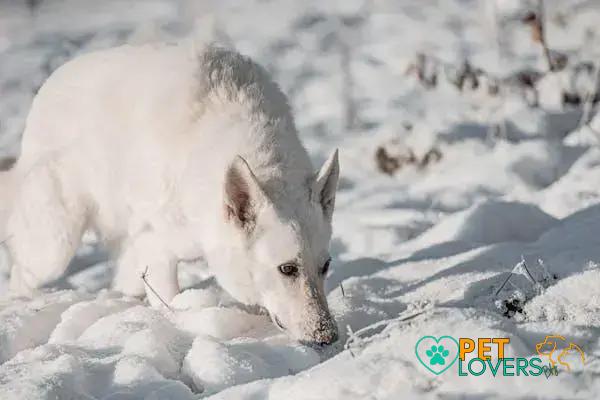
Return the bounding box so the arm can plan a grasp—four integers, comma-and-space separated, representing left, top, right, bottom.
346, 324, 354, 338
494, 267, 515, 296
524, 1, 567, 73
495, 256, 554, 299
141, 266, 174, 313
344, 309, 429, 354
494, 256, 535, 296
345, 324, 356, 357
576, 62, 600, 136
537, 1, 553, 72
340, 283, 346, 297
495, 259, 532, 296
490, 1, 511, 138
518, 256, 538, 285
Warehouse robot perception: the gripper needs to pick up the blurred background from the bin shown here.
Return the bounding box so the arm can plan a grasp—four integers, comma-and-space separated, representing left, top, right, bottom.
2, 1, 599, 156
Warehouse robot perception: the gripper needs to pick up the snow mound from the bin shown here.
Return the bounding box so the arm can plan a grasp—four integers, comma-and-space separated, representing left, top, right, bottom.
415, 200, 557, 246
182, 336, 320, 395
0, 288, 321, 399
533, 147, 600, 218
210, 308, 600, 400
0, 290, 87, 363
524, 269, 600, 325
0, 284, 335, 399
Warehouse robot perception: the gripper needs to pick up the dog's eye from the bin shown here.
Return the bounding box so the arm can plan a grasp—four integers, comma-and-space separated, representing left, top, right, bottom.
321, 258, 331, 275
278, 263, 298, 276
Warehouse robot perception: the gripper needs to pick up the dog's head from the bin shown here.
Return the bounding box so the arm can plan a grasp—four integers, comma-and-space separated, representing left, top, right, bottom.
211, 150, 339, 345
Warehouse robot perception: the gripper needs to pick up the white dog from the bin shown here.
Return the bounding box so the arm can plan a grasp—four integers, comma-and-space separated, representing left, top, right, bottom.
0, 43, 339, 345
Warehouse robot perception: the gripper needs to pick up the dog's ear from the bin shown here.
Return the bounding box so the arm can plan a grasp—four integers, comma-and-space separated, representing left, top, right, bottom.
224, 156, 266, 230
312, 149, 339, 219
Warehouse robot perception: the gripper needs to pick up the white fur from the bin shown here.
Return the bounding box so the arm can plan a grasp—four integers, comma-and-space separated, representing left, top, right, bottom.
1, 42, 340, 344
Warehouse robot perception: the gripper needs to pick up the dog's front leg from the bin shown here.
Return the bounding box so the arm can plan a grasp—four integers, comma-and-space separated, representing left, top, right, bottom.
142, 257, 179, 309
114, 231, 179, 308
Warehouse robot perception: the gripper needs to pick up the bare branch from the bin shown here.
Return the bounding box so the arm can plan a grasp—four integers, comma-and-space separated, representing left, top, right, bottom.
141, 266, 174, 313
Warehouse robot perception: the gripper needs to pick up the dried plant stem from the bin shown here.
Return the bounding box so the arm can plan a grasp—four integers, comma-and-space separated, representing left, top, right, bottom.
537, 0, 554, 72
519, 256, 538, 285
495, 266, 516, 296
577, 63, 600, 135
344, 309, 428, 353
141, 266, 174, 313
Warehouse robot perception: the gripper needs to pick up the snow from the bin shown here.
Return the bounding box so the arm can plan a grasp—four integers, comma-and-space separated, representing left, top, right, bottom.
412, 200, 557, 246
2, 0, 600, 399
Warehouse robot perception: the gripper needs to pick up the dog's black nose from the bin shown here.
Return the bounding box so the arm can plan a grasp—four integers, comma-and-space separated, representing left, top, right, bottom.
316, 336, 338, 347
313, 321, 339, 345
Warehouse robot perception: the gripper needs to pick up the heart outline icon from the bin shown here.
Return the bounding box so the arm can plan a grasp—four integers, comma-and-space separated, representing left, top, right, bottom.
415, 335, 460, 375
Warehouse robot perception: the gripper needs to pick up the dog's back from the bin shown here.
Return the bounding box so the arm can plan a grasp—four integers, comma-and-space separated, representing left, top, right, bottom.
14, 42, 312, 236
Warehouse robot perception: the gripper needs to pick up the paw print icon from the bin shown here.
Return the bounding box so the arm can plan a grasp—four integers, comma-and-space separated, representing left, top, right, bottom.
415, 336, 459, 375
426, 345, 450, 365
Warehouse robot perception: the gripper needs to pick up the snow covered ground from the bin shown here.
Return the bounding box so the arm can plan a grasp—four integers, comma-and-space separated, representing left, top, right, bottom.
2, 0, 600, 398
